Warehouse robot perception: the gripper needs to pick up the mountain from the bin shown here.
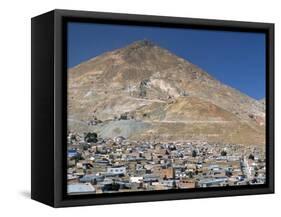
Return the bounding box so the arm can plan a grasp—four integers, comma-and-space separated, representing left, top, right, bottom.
68, 40, 265, 146
259, 98, 266, 110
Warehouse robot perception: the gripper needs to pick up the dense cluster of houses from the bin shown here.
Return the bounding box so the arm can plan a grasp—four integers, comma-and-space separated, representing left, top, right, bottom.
67, 132, 266, 194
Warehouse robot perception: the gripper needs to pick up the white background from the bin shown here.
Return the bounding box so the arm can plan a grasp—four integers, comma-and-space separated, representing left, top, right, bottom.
0, 0, 279, 215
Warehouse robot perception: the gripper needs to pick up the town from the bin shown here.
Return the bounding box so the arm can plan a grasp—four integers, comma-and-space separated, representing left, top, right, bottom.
67, 131, 266, 194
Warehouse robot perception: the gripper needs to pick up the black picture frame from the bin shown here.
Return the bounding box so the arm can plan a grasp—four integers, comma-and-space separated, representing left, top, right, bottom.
31, 9, 274, 207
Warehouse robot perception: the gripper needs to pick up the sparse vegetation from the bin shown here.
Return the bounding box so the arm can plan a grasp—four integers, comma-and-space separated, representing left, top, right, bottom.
84, 132, 98, 143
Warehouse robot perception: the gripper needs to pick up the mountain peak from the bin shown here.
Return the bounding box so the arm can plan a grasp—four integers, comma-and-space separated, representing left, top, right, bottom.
125, 39, 157, 50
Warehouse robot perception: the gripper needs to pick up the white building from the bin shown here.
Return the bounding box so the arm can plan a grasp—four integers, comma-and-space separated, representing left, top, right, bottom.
107, 166, 126, 175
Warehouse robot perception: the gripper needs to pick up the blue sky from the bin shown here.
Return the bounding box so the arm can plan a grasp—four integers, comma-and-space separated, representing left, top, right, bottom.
68, 22, 266, 100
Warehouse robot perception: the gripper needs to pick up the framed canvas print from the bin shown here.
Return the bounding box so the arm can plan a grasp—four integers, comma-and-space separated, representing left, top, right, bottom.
31, 9, 274, 207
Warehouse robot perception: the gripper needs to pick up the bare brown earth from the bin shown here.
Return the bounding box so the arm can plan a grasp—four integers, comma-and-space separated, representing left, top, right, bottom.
68, 40, 265, 146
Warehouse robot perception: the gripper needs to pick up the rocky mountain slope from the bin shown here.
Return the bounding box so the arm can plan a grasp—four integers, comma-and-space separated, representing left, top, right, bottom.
259, 98, 266, 111
68, 40, 265, 145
